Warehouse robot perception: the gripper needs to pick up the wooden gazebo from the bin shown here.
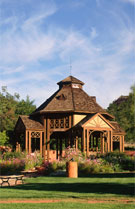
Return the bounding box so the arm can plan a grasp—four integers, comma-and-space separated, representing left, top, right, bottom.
15, 76, 125, 161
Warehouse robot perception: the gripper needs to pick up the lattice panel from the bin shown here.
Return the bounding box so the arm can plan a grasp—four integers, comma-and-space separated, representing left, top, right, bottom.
65, 117, 69, 128
49, 117, 69, 129
113, 135, 120, 141
60, 118, 64, 128
31, 131, 40, 138
50, 119, 54, 129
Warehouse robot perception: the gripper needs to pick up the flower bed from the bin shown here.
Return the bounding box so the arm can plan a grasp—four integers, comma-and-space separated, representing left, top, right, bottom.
0, 151, 43, 175
0, 147, 134, 176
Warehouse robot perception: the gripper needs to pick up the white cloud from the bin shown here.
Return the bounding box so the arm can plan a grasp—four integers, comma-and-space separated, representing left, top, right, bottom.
121, 0, 135, 4
0, 0, 134, 108
90, 27, 98, 39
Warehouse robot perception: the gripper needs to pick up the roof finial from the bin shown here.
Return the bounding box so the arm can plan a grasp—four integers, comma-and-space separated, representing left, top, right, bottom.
69, 56, 72, 76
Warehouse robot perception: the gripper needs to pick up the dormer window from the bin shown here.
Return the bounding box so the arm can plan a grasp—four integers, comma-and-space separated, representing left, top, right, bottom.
72, 84, 80, 88
56, 94, 67, 100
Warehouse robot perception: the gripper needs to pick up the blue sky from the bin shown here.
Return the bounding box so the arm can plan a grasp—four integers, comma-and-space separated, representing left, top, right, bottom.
0, 0, 135, 108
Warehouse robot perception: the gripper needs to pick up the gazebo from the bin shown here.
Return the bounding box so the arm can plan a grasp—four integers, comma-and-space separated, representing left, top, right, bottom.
15, 76, 125, 161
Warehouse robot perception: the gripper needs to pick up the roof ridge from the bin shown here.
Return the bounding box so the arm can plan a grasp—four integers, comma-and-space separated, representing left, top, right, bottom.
71, 86, 75, 111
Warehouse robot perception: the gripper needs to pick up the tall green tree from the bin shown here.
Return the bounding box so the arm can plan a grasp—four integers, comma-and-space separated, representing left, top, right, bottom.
0, 86, 36, 145
107, 85, 135, 142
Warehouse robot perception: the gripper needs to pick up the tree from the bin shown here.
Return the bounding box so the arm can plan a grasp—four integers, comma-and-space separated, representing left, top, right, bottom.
0, 131, 9, 146
15, 96, 36, 115
0, 87, 36, 146
107, 85, 135, 142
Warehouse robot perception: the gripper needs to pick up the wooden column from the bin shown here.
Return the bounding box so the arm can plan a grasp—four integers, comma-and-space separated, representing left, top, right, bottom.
100, 133, 104, 154
69, 115, 72, 128
29, 131, 31, 154
120, 135, 123, 152
25, 130, 28, 153
100, 133, 102, 153
56, 138, 59, 159
40, 131, 42, 156
111, 131, 113, 152
47, 118, 50, 161
107, 131, 110, 152
75, 136, 78, 150
83, 128, 85, 153
122, 136, 125, 152
43, 118, 46, 161
87, 129, 89, 157
60, 138, 62, 158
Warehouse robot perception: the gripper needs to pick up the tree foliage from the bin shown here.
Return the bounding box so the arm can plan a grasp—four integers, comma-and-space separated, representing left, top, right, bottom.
0, 131, 9, 146
0, 86, 36, 145
107, 85, 135, 142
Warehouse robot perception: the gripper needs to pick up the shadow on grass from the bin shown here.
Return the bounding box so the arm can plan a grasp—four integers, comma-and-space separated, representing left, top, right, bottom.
78, 172, 135, 178
6, 182, 134, 196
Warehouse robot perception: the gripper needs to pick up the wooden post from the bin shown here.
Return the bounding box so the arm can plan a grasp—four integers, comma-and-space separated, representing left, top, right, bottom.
123, 136, 125, 152
103, 137, 104, 154
56, 138, 59, 159
83, 128, 85, 153
29, 131, 31, 154
25, 130, 28, 153
100, 133, 104, 154
107, 131, 110, 152
43, 118, 46, 161
60, 138, 62, 158
120, 135, 123, 152
75, 136, 78, 150
87, 129, 89, 157
47, 119, 50, 161
69, 115, 72, 128
111, 131, 113, 152
40, 131, 42, 156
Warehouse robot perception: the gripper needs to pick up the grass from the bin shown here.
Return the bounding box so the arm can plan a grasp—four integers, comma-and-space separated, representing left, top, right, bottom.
0, 173, 134, 200
0, 203, 135, 209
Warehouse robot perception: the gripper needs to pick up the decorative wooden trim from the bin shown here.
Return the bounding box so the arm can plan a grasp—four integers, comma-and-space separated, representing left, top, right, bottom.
82, 113, 115, 129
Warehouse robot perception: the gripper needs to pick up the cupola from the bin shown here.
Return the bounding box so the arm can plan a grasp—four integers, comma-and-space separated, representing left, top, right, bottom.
57, 75, 84, 89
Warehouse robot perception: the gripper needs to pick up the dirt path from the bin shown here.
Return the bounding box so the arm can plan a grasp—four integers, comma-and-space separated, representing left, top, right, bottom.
0, 199, 135, 204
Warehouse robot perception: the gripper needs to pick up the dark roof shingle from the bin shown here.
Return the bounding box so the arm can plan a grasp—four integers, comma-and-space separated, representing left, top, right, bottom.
20, 115, 43, 130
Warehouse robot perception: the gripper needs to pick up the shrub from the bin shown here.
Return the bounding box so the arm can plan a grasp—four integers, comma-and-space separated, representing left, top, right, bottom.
0, 131, 9, 146
0, 151, 43, 175
24, 152, 43, 171
0, 159, 25, 175
3, 151, 25, 160
102, 151, 135, 171
63, 146, 84, 162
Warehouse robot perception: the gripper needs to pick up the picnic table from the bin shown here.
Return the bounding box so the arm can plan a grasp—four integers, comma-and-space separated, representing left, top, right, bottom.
0, 175, 24, 187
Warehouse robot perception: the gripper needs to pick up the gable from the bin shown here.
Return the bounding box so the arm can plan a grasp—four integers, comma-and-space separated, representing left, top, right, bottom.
14, 117, 25, 133
83, 114, 113, 129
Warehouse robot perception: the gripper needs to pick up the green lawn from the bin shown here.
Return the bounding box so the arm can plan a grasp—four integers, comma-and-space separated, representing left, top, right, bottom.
0, 173, 134, 200
0, 203, 135, 209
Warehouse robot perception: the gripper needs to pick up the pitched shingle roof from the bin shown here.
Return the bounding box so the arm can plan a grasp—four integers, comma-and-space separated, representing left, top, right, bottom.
57, 76, 84, 86
32, 85, 106, 114
20, 115, 43, 130
110, 121, 125, 134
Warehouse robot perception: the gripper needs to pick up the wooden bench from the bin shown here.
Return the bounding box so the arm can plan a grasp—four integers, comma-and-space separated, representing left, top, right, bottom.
0, 175, 24, 187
